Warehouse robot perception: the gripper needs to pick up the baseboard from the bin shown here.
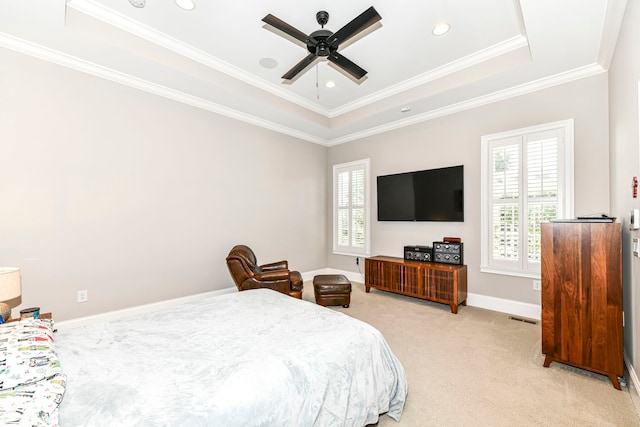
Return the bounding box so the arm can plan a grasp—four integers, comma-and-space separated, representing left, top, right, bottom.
51, 268, 640, 422
57, 269, 362, 329
303, 268, 366, 285
56, 287, 237, 330
625, 352, 640, 418
56, 269, 540, 329
318, 268, 542, 320
466, 293, 541, 320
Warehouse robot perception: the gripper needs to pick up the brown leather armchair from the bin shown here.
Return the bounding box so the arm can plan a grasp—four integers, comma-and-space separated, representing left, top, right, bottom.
226, 245, 303, 299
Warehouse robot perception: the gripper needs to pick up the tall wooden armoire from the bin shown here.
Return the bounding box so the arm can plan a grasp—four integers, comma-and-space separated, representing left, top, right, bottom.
541, 221, 623, 390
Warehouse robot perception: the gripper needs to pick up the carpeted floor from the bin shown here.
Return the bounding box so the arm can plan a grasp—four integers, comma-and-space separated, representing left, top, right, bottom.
302, 280, 640, 426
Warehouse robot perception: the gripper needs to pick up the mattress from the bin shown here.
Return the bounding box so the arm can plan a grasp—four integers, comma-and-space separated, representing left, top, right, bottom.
55, 288, 407, 426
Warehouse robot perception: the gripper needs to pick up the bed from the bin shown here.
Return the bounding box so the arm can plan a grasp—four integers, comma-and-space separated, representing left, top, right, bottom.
55, 288, 407, 426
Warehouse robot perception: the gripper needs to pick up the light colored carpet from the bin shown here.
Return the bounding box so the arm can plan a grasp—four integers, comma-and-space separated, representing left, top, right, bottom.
302, 280, 640, 426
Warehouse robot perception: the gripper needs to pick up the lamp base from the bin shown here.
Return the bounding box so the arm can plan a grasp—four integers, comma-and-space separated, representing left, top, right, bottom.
0, 302, 11, 322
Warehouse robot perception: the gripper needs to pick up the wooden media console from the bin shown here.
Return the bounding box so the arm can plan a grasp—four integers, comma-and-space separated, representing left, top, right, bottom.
364, 256, 467, 313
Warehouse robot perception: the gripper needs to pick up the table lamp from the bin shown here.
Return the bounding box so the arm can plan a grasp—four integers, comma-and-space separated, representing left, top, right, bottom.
0, 268, 22, 322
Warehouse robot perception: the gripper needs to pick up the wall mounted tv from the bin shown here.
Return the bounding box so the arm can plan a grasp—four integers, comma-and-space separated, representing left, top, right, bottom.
377, 165, 464, 222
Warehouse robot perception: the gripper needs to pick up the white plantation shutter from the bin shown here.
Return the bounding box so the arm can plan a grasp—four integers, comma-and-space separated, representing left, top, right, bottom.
526, 132, 559, 263
351, 168, 365, 248
491, 140, 520, 263
337, 170, 350, 247
481, 120, 573, 277
334, 160, 370, 256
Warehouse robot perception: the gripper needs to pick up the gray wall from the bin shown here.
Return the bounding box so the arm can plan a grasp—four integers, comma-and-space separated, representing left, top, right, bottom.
0, 23, 620, 336
0, 48, 328, 321
328, 74, 610, 306
609, 0, 640, 403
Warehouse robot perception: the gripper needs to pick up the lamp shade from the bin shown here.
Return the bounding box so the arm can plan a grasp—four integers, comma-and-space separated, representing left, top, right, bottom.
0, 268, 22, 301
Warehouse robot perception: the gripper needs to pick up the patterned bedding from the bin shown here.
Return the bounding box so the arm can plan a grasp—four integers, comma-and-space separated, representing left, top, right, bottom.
55, 289, 407, 426
0, 319, 66, 427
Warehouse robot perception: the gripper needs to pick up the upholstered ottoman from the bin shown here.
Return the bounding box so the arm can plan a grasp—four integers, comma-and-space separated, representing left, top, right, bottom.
313, 274, 352, 308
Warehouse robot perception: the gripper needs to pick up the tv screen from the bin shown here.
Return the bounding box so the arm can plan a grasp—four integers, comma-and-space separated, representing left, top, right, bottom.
377, 165, 464, 222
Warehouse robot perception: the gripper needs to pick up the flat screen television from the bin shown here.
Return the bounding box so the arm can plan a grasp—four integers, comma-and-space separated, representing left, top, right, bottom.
377, 165, 464, 222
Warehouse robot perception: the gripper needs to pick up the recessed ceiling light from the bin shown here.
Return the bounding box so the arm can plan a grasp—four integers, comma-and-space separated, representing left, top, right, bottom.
128, 0, 145, 7
400, 106, 411, 113
325, 81, 336, 88
432, 22, 451, 36
174, 0, 196, 10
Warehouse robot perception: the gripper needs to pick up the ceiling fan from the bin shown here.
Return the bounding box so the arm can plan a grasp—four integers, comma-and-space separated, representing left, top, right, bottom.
262, 6, 382, 82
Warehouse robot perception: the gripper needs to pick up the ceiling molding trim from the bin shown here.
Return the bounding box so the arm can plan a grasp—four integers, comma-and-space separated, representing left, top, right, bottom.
0, 32, 327, 146
67, 0, 332, 117
511, 0, 528, 39
326, 63, 606, 146
328, 35, 530, 117
0, 28, 606, 150
597, 0, 628, 69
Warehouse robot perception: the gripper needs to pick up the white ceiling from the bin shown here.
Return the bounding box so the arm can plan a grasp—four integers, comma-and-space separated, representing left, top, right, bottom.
0, 0, 627, 145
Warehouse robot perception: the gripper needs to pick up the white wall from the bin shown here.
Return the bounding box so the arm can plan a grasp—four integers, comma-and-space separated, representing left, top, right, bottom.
0, 48, 328, 321
609, 0, 640, 407
328, 74, 610, 306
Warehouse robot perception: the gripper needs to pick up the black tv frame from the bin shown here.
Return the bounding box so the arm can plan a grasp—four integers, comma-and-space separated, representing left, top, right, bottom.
377, 165, 464, 222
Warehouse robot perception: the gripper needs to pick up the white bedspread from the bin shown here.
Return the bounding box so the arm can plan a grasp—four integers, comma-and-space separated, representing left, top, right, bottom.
56, 289, 407, 426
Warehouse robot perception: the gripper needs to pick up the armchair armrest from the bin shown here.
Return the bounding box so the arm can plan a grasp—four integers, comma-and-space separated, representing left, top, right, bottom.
255, 269, 290, 281
260, 260, 288, 271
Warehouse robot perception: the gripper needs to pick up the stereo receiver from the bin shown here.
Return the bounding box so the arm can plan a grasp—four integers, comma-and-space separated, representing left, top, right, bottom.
404, 245, 432, 262
432, 242, 463, 265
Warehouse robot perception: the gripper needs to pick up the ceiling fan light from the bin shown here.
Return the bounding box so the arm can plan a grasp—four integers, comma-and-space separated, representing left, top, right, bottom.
432, 22, 451, 36
128, 0, 145, 8
174, 0, 196, 10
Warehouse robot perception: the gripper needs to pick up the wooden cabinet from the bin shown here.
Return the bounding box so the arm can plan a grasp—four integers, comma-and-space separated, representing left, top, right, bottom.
365, 256, 467, 313
541, 222, 623, 389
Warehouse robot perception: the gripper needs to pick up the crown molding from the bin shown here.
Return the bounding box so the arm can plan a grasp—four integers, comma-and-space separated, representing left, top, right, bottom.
66, 0, 331, 117
66, 0, 534, 122
0, 28, 605, 148
326, 63, 606, 146
329, 35, 530, 117
0, 32, 327, 146
597, 0, 628, 69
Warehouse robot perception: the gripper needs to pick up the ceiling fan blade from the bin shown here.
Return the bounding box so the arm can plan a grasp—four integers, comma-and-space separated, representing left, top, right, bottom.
327, 51, 367, 80
262, 14, 309, 44
328, 6, 381, 47
282, 53, 318, 80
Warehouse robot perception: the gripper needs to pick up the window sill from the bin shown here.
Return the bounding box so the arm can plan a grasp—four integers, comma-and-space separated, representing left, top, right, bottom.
333, 251, 370, 258
480, 266, 540, 280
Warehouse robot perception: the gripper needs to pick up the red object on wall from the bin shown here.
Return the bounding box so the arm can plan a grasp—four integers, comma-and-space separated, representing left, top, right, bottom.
633, 177, 638, 198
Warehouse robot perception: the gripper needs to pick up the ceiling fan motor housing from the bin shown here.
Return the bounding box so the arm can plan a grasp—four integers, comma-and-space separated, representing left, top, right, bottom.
308, 29, 333, 57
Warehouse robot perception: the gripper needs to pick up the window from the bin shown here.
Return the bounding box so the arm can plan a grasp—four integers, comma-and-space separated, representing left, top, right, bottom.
481, 120, 574, 278
333, 159, 370, 257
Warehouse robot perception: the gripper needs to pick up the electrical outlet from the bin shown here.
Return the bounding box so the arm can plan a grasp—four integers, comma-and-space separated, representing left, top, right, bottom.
532, 280, 541, 291
77, 290, 88, 303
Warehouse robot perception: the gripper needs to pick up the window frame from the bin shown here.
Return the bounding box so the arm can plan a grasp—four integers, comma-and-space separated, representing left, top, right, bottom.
480, 119, 574, 278
332, 159, 371, 257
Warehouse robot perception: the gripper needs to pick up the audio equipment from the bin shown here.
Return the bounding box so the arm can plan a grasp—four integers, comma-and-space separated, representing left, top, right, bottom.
404, 245, 432, 262
432, 241, 463, 265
